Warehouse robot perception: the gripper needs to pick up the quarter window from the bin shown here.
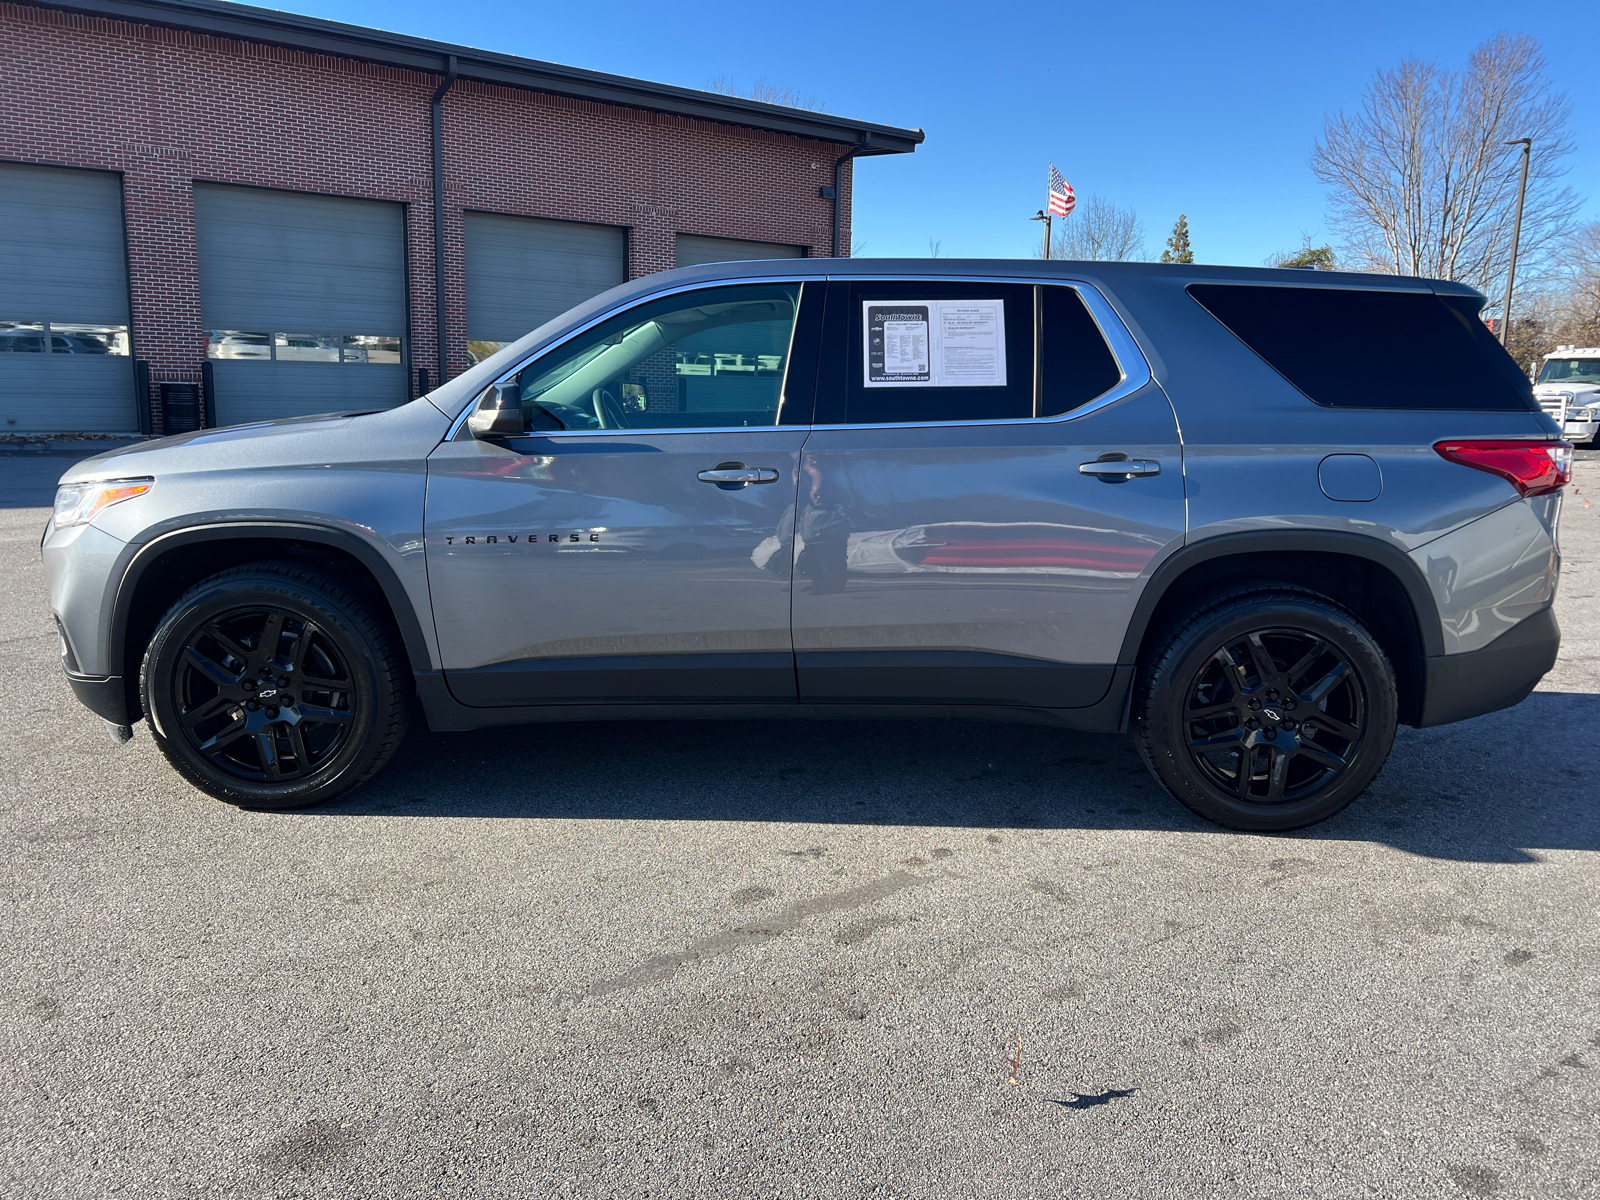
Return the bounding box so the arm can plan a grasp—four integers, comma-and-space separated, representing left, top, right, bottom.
504, 283, 805, 432
1188, 283, 1536, 411
1040, 286, 1123, 417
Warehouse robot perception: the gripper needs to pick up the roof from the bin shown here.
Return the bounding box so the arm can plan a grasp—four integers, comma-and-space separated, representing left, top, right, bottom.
617, 257, 1473, 293
27, 0, 925, 154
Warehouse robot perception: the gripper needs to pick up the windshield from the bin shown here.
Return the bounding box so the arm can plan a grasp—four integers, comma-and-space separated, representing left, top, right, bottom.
1538, 358, 1600, 385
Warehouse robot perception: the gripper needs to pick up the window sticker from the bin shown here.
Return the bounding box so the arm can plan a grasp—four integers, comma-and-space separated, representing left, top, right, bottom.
863, 299, 1006, 388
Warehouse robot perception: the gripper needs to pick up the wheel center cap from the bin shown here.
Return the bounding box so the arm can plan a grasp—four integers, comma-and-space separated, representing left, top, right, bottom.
1262, 707, 1282, 723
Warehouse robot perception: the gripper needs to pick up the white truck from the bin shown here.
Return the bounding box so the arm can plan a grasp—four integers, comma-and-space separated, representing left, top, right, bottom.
1535, 346, 1600, 445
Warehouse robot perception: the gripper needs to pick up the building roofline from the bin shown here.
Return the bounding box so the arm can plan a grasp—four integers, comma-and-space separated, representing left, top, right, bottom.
25, 0, 925, 153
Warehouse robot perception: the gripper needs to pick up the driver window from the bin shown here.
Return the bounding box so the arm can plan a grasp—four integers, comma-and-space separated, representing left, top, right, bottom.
510, 283, 801, 431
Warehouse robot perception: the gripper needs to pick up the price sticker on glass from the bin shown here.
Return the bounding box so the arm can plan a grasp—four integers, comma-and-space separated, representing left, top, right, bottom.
863, 300, 1006, 388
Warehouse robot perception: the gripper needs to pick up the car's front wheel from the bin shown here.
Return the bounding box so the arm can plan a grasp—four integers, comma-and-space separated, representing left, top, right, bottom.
140, 563, 408, 808
1134, 588, 1398, 831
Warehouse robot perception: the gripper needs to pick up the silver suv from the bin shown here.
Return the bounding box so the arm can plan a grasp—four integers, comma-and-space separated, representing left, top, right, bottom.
43, 260, 1570, 831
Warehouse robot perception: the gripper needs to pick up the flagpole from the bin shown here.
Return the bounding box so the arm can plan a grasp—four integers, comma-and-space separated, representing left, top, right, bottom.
1031, 210, 1051, 260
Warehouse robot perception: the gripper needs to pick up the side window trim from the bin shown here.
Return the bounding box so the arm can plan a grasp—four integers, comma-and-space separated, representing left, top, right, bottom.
808, 274, 1151, 431
446, 276, 817, 441
1033, 285, 1045, 419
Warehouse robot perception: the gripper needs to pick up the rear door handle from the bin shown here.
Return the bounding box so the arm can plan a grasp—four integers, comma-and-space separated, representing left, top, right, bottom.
697, 466, 780, 485
1078, 459, 1161, 478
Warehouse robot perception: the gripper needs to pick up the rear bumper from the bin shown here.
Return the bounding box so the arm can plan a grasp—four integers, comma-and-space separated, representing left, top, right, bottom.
65, 671, 130, 725
1416, 606, 1559, 728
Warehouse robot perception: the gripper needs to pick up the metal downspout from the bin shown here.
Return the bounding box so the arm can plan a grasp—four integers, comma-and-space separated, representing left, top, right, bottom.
430, 55, 458, 387
831, 143, 865, 257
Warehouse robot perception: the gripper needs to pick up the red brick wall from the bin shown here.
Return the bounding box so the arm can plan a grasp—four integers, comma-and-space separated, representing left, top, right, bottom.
0, 0, 853, 407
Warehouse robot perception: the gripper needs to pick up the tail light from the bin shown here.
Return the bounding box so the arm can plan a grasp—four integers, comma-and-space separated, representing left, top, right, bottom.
1433, 439, 1573, 497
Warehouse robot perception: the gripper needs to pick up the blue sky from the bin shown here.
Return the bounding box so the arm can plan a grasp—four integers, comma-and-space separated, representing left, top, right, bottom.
292, 0, 1599, 265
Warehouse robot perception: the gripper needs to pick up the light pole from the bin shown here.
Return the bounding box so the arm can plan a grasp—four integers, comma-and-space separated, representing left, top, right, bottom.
1030, 209, 1052, 260
1499, 137, 1532, 347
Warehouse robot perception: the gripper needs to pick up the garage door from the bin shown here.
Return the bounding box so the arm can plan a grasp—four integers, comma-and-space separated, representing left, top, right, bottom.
195, 184, 407, 426
463, 212, 626, 363
0, 163, 136, 434
675, 234, 806, 269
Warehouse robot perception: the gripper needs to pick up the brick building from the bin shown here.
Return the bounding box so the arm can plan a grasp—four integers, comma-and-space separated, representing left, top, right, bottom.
0, 0, 921, 433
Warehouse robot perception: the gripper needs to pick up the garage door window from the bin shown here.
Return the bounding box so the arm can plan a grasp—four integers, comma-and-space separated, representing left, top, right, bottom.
207, 331, 401, 363
1, 320, 128, 354
0, 320, 45, 351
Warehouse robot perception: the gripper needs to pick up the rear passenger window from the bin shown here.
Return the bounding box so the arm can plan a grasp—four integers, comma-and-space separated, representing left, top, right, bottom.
1040, 285, 1123, 417
1188, 283, 1537, 411
839, 282, 1035, 424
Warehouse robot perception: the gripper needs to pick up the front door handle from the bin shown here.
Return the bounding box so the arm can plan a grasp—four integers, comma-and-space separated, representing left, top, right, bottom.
698, 463, 780, 486
1078, 458, 1161, 478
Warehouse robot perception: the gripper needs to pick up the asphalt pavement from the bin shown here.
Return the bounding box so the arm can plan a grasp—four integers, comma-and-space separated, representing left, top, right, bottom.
1, 449, 1597, 1199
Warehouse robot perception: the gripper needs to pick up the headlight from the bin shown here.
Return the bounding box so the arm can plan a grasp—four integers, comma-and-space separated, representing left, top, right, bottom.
51, 478, 153, 529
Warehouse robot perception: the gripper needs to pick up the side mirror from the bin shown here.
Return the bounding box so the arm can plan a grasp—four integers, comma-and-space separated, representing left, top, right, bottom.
467, 382, 525, 439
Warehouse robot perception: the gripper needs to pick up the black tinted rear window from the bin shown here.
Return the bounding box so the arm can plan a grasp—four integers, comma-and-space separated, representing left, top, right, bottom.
1188, 284, 1536, 411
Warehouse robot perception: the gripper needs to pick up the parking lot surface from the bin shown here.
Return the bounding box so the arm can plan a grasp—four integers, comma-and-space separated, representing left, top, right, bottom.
2, 450, 1598, 1199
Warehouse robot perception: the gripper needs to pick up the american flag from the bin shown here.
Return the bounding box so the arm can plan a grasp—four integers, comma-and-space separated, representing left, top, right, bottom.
1048, 163, 1075, 217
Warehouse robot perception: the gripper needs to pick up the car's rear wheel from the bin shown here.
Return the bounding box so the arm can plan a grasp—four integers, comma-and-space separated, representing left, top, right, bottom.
1134, 589, 1397, 831
140, 563, 407, 809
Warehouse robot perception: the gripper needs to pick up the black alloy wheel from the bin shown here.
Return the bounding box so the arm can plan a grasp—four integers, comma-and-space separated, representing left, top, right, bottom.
1182, 627, 1364, 805
1135, 589, 1398, 831
141, 563, 407, 808
173, 606, 356, 783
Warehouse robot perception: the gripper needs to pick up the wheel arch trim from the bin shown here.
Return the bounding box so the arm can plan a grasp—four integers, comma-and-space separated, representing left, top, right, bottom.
110, 522, 435, 687
1120, 530, 1445, 664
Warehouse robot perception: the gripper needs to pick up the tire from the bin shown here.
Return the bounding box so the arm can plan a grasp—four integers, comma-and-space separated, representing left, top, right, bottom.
1133, 588, 1397, 832
140, 562, 408, 809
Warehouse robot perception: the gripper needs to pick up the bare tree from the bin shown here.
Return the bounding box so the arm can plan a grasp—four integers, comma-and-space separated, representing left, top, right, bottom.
1549, 221, 1600, 347
1039, 196, 1148, 262
927, 238, 944, 258
1474, 223, 1600, 377
1311, 34, 1578, 317
707, 75, 828, 113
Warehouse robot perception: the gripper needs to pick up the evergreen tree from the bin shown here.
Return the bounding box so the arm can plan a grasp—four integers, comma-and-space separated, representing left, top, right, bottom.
1160, 214, 1194, 264
1273, 244, 1338, 270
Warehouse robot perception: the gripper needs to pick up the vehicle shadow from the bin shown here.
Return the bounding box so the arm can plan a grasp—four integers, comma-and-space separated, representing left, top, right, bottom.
311, 690, 1600, 864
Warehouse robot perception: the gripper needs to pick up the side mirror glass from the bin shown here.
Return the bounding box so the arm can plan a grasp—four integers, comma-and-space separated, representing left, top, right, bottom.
467, 382, 525, 439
